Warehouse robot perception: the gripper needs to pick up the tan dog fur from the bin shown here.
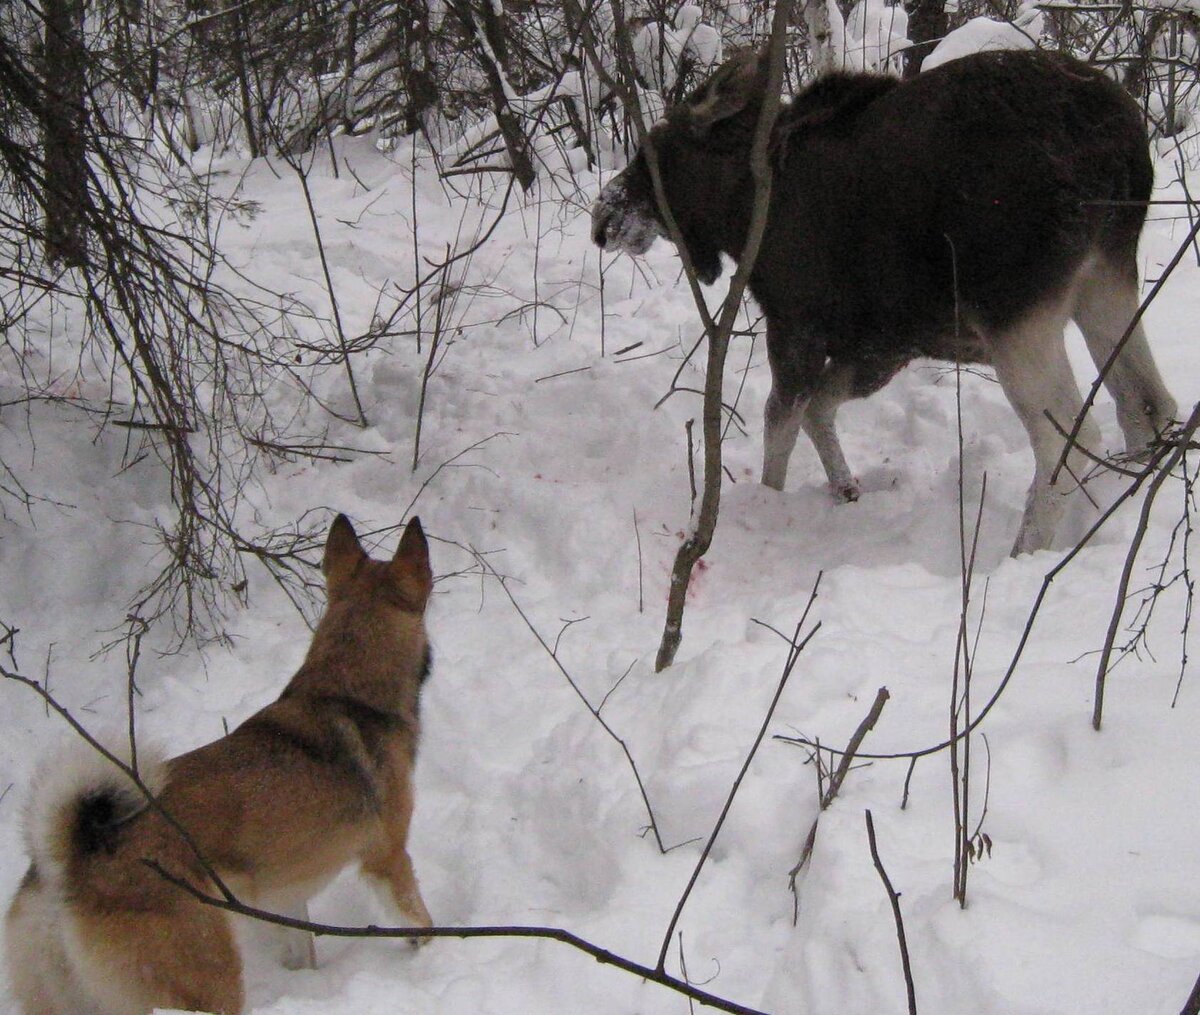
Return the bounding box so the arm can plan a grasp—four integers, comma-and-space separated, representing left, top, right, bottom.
4, 514, 435, 1014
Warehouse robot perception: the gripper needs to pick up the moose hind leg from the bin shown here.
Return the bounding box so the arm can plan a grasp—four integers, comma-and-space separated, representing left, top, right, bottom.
800, 360, 857, 499
1073, 256, 1177, 454
801, 355, 906, 501
762, 321, 829, 491
988, 301, 1101, 556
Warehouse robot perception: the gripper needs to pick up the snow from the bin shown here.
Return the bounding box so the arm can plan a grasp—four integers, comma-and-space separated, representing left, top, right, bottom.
3, 112, 1200, 1015
632, 9, 723, 93
922, 8, 1044, 71
843, 0, 911, 73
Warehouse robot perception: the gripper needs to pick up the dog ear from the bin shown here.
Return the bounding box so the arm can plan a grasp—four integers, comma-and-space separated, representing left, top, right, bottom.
391, 516, 433, 611
323, 513, 367, 590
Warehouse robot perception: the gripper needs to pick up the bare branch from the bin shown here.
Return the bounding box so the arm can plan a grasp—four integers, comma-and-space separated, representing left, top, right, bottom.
790, 685, 890, 919
470, 547, 669, 853
658, 584, 822, 972
865, 810, 918, 1015
1094, 402, 1200, 729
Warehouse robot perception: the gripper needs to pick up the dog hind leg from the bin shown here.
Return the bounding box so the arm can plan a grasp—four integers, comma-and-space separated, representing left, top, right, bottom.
68, 902, 244, 1015
5, 869, 98, 1015
272, 901, 318, 971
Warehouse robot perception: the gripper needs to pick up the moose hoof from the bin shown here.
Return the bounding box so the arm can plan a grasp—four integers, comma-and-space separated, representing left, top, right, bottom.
832, 480, 860, 503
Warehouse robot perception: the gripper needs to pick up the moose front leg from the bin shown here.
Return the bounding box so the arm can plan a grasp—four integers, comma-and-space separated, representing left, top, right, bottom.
761, 321, 826, 491
762, 387, 807, 491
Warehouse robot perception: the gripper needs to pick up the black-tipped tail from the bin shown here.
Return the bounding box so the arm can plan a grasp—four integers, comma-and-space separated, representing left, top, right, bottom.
23, 739, 165, 883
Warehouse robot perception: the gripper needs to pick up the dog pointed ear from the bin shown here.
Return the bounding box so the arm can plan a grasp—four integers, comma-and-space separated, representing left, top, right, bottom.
323, 514, 367, 590
391, 516, 433, 610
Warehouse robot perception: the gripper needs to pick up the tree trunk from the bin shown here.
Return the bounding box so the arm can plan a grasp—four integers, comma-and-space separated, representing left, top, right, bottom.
655, 1, 793, 670
903, 0, 948, 77
449, 0, 536, 191
400, 0, 438, 136
41, 0, 89, 267
228, 0, 261, 157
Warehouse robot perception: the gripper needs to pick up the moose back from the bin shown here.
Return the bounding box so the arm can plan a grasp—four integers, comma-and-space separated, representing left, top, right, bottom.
592, 49, 1176, 554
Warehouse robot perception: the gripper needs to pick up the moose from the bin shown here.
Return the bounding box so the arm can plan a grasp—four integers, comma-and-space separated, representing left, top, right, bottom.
591, 48, 1178, 554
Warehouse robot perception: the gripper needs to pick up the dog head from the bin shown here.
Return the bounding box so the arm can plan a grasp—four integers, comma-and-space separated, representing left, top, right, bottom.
310, 514, 434, 696
323, 514, 433, 614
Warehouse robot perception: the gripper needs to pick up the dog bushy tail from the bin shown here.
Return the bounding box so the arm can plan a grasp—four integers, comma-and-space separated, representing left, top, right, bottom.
23, 738, 166, 885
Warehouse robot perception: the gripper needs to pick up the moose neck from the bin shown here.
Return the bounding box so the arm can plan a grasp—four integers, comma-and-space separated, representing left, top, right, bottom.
677, 109, 777, 281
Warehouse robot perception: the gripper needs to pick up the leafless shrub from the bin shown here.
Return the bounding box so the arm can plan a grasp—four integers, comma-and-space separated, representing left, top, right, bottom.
0, 9, 374, 647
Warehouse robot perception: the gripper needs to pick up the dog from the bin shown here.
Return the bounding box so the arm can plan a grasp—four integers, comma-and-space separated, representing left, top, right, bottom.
4, 514, 436, 1014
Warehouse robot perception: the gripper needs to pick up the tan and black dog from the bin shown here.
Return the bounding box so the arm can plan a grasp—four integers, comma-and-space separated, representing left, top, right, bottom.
5, 514, 435, 1014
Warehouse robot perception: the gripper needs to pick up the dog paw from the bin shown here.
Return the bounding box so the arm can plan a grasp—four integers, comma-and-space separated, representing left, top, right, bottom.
273, 922, 317, 970
404, 911, 434, 949
407, 933, 432, 949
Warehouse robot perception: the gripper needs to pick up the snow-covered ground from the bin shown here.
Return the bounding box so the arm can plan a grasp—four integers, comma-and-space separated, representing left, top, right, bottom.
2, 118, 1200, 1015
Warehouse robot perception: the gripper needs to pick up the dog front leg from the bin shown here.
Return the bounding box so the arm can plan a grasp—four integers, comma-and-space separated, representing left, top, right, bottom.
361, 845, 433, 946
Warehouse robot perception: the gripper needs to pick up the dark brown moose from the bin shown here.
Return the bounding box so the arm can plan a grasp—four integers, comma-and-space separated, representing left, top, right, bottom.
592, 48, 1177, 554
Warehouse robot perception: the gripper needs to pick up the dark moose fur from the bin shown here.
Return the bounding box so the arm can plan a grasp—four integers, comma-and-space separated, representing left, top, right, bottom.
592, 49, 1176, 554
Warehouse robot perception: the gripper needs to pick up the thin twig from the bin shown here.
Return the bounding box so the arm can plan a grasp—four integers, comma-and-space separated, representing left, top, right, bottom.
292, 162, 367, 427
125, 616, 147, 778
1094, 403, 1200, 729
775, 421, 1189, 764
471, 548, 669, 853
790, 686, 890, 920
686, 418, 698, 514
1044, 410, 1142, 479
633, 508, 645, 614
658, 584, 822, 972
865, 810, 918, 1015
901, 756, 918, 810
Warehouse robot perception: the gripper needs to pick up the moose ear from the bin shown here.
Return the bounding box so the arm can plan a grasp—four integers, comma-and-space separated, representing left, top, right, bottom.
323, 513, 367, 590
390, 516, 433, 611
686, 48, 765, 132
